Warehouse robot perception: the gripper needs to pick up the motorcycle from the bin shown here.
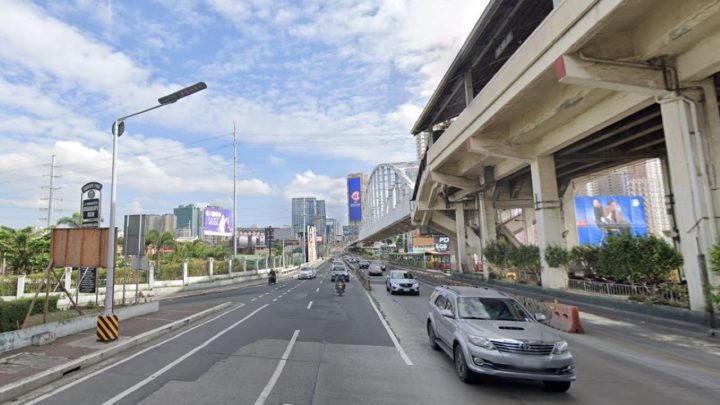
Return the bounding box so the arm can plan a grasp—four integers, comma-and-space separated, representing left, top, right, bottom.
268, 273, 277, 285
335, 281, 346, 296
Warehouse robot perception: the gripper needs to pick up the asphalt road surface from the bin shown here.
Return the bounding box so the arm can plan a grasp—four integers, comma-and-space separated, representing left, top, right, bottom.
18, 261, 720, 404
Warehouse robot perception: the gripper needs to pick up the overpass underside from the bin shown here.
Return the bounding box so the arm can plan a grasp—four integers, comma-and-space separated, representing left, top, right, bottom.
411, 0, 720, 312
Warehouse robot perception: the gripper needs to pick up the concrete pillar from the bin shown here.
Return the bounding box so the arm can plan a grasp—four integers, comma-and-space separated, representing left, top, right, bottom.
478, 192, 497, 280
208, 257, 214, 280
16, 274, 26, 297
64, 267, 72, 290
182, 261, 188, 286
455, 205, 468, 273
561, 186, 578, 248
243, 257, 247, 272
522, 209, 536, 245
530, 156, 568, 289
659, 94, 718, 311
701, 78, 720, 237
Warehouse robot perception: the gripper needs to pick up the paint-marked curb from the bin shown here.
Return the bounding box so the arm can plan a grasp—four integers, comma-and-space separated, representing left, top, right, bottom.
0, 302, 233, 403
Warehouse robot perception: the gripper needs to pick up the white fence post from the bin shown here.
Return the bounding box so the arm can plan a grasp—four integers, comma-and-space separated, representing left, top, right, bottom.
149, 263, 155, 290
16, 274, 26, 298
183, 261, 188, 286
243, 257, 247, 272
229, 259, 233, 276
255, 259, 259, 271
208, 257, 214, 280
64, 267, 72, 290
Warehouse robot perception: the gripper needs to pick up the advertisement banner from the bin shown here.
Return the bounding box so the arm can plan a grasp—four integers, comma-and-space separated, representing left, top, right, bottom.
574, 196, 648, 246
434, 235, 450, 252
347, 177, 362, 222
203, 207, 233, 236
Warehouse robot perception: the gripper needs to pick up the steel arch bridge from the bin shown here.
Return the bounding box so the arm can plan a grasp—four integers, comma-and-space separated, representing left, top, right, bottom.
359, 162, 418, 241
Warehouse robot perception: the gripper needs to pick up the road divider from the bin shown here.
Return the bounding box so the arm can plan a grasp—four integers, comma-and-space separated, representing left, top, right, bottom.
549, 303, 584, 333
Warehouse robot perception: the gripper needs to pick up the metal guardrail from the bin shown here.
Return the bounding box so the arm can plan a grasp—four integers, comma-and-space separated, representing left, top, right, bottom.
342, 259, 372, 291
567, 279, 689, 303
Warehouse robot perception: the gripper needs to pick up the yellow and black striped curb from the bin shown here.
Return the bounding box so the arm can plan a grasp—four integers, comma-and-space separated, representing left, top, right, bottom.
97, 314, 119, 342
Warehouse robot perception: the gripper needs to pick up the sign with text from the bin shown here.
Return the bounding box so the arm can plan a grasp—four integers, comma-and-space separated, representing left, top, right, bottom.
78, 267, 97, 293
80, 182, 102, 228
203, 207, 233, 236
347, 177, 362, 222
434, 235, 450, 252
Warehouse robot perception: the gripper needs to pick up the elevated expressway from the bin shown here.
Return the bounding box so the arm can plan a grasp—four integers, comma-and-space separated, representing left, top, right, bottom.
410, 0, 720, 312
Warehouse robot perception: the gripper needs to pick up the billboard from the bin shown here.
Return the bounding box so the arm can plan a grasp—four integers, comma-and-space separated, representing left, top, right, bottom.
347, 177, 362, 222
203, 207, 233, 236
574, 196, 648, 246
434, 235, 450, 252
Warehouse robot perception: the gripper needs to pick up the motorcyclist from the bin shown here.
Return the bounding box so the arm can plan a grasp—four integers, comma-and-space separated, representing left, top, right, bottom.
335, 277, 346, 295
268, 269, 277, 284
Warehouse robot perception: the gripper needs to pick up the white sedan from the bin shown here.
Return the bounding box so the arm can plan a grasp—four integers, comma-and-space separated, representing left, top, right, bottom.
298, 267, 316, 279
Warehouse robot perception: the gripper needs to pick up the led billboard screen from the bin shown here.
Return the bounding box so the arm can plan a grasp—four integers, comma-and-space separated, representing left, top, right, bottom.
574, 196, 648, 246
203, 207, 233, 236
348, 177, 362, 222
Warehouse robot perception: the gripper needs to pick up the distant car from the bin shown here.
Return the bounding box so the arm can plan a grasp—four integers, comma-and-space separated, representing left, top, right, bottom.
385, 270, 419, 295
359, 260, 370, 269
331, 268, 350, 282
298, 266, 316, 280
426, 285, 575, 391
368, 262, 383, 276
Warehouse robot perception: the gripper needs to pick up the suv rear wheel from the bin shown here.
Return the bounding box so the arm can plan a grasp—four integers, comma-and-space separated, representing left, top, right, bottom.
454, 344, 476, 383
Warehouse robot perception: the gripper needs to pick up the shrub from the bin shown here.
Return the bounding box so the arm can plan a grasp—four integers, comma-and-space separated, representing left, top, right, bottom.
544, 245, 570, 268
0, 296, 59, 332
597, 234, 681, 284
508, 245, 541, 280
570, 245, 600, 272
483, 240, 513, 269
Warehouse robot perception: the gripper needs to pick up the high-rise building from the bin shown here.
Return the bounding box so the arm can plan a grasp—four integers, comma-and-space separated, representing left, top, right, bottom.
292, 197, 327, 245
174, 204, 202, 238
416, 132, 429, 160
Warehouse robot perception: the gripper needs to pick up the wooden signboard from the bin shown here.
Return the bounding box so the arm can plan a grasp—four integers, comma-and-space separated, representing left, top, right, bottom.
51, 228, 114, 268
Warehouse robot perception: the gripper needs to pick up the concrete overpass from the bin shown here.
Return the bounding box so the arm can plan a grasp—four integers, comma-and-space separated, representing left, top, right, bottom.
411, 0, 720, 312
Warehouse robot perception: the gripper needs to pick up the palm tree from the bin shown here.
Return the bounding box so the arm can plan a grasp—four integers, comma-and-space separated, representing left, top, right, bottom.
56, 212, 82, 228
145, 230, 175, 272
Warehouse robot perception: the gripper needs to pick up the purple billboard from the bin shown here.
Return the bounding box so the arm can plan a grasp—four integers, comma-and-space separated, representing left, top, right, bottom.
574, 196, 648, 246
203, 207, 233, 236
348, 177, 362, 222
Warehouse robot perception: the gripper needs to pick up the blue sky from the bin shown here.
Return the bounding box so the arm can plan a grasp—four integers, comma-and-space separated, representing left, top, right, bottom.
0, 0, 487, 229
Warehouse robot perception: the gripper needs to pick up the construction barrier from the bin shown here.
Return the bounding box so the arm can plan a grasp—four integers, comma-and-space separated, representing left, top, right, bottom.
548, 303, 584, 333
97, 314, 119, 342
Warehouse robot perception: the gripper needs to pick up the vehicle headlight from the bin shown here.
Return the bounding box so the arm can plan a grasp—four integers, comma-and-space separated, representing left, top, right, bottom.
552, 341, 569, 355
468, 336, 496, 350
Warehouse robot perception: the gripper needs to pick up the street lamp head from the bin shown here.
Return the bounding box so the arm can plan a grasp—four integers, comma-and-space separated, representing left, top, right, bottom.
158, 81, 207, 105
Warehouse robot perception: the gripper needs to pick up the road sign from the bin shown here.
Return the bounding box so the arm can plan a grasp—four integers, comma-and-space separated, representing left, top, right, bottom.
81, 182, 102, 228
78, 267, 97, 293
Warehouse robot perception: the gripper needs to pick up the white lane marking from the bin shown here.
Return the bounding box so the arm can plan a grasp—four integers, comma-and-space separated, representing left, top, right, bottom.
273, 298, 278, 302
26, 303, 246, 405
307, 301, 313, 310
251, 298, 257, 302
315, 287, 319, 293
253, 330, 300, 405
363, 289, 413, 366
103, 305, 269, 405
319, 280, 323, 284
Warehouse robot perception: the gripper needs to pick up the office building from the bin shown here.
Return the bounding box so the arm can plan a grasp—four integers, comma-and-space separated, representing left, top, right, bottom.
173, 204, 203, 238
291, 197, 326, 239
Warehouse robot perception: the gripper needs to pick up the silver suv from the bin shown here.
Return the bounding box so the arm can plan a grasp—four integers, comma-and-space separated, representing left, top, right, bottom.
426, 286, 575, 392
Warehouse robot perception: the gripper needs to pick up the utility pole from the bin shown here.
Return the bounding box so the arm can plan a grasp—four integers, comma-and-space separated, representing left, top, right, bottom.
41, 155, 61, 227
302, 206, 307, 264
233, 123, 237, 263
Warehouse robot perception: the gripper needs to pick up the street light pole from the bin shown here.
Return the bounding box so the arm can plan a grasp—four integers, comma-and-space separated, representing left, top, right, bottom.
105, 82, 206, 317
233, 123, 237, 263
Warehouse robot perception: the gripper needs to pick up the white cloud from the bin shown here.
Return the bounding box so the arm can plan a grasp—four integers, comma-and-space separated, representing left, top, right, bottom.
284, 170, 346, 204
268, 155, 286, 166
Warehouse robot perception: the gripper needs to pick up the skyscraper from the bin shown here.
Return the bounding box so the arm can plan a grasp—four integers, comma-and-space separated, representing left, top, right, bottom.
174, 204, 202, 238
291, 197, 327, 239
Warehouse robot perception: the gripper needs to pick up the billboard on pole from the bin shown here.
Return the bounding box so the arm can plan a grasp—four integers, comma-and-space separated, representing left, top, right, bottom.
574, 196, 648, 246
203, 207, 233, 236
348, 177, 362, 222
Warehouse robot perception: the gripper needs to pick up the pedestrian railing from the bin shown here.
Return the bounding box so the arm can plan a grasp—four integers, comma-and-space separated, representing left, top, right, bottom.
567, 279, 689, 304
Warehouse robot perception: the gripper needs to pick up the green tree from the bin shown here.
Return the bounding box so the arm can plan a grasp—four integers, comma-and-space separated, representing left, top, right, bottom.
597, 234, 682, 284
570, 245, 600, 273
0, 227, 50, 274
544, 244, 570, 268
508, 244, 541, 281
56, 212, 83, 228
145, 230, 175, 272
709, 238, 720, 305
483, 240, 513, 270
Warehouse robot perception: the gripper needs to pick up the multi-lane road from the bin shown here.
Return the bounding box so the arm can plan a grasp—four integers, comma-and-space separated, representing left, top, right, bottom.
17, 261, 720, 404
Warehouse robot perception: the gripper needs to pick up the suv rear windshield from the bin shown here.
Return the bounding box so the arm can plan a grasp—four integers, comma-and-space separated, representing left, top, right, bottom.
457, 298, 532, 322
